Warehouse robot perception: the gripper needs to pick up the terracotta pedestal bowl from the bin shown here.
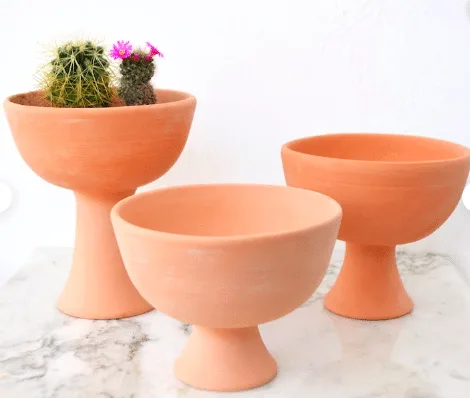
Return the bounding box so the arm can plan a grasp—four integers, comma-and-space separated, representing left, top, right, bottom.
3, 89, 196, 319
282, 133, 470, 320
111, 183, 342, 391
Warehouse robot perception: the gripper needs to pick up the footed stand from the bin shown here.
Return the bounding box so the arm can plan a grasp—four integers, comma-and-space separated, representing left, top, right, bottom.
324, 243, 414, 320
175, 326, 277, 392
57, 191, 153, 319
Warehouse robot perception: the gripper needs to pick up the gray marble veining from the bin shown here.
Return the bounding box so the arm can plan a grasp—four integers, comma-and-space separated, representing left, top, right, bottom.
1, 248, 470, 397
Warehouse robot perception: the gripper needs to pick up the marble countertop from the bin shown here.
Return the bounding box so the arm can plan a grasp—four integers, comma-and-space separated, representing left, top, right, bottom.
1, 248, 470, 398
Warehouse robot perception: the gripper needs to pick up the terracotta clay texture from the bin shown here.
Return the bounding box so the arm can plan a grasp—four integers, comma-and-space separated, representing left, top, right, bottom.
282, 133, 470, 320
3, 89, 196, 319
111, 183, 342, 391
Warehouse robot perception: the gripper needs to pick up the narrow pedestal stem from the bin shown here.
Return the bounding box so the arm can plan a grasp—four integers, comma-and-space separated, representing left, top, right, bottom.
324, 243, 413, 320
57, 191, 153, 319
175, 326, 277, 392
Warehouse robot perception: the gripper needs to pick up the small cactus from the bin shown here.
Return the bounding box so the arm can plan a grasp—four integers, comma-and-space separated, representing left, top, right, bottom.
38, 40, 114, 108
118, 52, 157, 105
110, 41, 163, 106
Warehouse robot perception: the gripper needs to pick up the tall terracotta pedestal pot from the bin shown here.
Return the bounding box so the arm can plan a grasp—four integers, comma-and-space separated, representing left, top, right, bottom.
4, 89, 196, 319
112, 184, 342, 391
282, 133, 470, 320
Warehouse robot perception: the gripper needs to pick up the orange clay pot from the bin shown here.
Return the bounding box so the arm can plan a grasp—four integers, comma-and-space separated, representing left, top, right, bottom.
111, 183, 342, 391
3, 89, 196, 320
282, 133, 470, 320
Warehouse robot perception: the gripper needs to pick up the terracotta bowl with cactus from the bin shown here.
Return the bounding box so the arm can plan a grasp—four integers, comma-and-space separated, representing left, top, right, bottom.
3, 39, 197, 320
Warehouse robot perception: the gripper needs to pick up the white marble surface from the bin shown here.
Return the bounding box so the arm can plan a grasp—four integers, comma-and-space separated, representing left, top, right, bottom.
1, 248, 470, 397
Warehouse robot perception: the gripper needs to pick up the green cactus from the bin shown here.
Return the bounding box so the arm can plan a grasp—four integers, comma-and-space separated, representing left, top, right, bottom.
118, 51, 157, 106
38, 40, 114, 108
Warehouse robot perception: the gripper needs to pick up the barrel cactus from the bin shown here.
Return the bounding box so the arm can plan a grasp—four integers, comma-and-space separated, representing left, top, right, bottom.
110, 41, 163, 106
38, 40, 114, 108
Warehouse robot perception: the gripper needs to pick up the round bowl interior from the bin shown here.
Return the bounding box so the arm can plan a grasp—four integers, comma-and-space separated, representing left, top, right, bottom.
112, 184, 342, 328
285, 133, 468, 163
116, 184, 341, 238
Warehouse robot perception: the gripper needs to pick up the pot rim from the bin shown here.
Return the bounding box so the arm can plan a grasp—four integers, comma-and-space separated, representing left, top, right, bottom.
3, 88, 196, 115
111, 183, 342, 244
282, 132, 470, 167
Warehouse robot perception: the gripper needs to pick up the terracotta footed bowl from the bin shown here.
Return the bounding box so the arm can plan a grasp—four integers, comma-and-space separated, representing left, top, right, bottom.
111, 183, 342, 392
3, 89, 196, 319
282, 133, 470, 320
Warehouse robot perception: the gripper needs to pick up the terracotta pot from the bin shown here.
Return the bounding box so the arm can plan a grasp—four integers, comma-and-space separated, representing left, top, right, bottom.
3, 89, 196, 319
111, 183, 342, 391
282, 133, 470, 320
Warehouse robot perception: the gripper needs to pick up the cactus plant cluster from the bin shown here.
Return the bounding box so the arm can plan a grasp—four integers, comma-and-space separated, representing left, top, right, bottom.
37, 39, 163, 108
38, 40, 114, 108
110, 41, 163, 106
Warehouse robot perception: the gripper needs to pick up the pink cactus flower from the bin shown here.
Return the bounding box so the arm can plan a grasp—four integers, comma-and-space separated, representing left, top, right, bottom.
146, 42, 163, 58
110, 40, 132, 60
132, 53, 141, 62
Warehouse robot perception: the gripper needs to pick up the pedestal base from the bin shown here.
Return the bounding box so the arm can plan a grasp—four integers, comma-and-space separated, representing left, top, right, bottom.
324, 243, 414, 320
175, 326, 277, 392
57, 191, 153, 320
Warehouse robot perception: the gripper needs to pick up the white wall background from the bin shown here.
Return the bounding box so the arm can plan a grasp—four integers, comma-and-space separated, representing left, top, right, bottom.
1, 0, 470, 284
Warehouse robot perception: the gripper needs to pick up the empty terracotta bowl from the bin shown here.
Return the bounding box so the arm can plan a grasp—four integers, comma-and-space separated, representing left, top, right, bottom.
111, 183, 342, 392
282, 133, 470, 320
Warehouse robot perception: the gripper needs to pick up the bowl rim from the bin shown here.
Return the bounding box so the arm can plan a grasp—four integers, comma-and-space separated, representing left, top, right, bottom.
111, 183, 343, 244
282, 132, 470, 167
3, 88, 196, 115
